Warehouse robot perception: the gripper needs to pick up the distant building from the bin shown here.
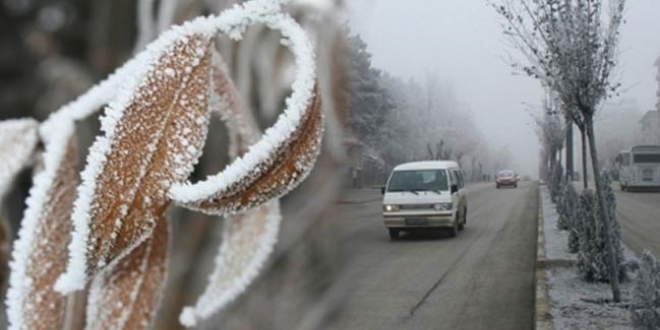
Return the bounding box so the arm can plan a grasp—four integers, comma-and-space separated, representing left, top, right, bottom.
640, 110, 660, 145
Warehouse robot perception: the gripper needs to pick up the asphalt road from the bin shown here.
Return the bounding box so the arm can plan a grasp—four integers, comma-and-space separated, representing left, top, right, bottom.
614, 186, 660, 256
331, 182, 538, 330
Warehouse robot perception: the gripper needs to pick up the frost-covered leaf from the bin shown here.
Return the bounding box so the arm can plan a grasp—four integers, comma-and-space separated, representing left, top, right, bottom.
179, 52, 283, 326
0, 118, 39, 197
179, 201, 281, 327
7, 125, 78, 330
85, 217, 169, 330
56, 32, 212, 294
170, 8, 321, 215
173, 88, 321, 215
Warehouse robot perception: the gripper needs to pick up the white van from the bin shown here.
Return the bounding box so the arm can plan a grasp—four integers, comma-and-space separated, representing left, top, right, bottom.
382, 161, 468, 239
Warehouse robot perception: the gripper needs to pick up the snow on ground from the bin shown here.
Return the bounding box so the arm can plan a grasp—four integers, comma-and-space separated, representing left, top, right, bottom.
540, 186, 638, 330
547, 267, 634, 330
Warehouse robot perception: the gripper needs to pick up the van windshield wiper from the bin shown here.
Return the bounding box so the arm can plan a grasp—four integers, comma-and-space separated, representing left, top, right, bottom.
407, 189, 419, 195
428, 189, 442, 195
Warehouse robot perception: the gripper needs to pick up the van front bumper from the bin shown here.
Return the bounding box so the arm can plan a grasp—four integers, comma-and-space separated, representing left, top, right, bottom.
383, 212, 455, 228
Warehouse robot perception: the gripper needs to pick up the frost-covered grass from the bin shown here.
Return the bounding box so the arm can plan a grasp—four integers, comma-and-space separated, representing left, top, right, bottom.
540, 186, 638, 330
547, 267, 634, 330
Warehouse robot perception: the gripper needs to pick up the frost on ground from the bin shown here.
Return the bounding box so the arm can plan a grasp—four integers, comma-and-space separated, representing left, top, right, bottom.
540, 186, 638, 330
547, 267, 633, 330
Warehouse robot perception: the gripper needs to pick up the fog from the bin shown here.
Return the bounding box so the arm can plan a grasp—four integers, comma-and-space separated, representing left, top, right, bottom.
347, 0, 660, 178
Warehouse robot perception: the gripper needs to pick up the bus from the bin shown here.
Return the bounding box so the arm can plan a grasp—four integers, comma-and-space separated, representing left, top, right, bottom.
617, 145, 660, 191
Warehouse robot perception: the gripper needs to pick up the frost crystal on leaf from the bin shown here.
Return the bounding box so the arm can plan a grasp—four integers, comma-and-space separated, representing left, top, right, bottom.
0, 118, 39, 198
85, 218, 169, 330
56, 31, 212, 294
170, 10, 323, 215
1, 1, 326, 330
179, 48, 285, 325
180, 201, 281, 327
6, 123, 78, 330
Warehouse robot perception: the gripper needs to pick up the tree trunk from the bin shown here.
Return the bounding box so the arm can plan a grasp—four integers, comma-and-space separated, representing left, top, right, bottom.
581, 129, 588, 189
566, 122, 574, 181
585, 118, 621, 303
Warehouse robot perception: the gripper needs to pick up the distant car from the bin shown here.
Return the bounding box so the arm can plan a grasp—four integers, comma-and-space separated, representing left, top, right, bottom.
382, 161, 468, 240
496, 170, 518, 189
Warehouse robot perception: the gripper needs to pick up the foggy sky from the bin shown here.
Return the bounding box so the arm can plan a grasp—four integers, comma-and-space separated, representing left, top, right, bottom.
347, 0, 660, 177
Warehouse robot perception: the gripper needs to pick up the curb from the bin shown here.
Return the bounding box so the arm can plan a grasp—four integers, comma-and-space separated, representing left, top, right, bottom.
535, 186, 554, 330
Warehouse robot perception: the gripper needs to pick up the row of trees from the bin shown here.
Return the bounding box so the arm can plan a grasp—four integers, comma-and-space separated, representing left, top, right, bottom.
346, 33, 509, 185
495, 0, 627, 301
553, 165, 660, 329
502, 2, 660, 325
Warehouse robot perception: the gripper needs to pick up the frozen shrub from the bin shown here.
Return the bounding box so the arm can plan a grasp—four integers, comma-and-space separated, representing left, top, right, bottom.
560, 182, 580, 252
632, 251, 660, 329
556, 178, 574, 230
577, 175, 626, 283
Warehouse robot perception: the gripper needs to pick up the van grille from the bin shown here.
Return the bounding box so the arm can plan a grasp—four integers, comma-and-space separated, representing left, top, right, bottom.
399, 204, 434, 210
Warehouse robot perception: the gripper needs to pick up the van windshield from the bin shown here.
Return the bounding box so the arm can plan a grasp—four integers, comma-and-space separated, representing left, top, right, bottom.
387, 169, 449, 192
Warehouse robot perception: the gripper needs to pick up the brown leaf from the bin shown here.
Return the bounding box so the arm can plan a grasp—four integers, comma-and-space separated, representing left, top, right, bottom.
8, 130, 78, 330
180, 56, 284, 324
176, 86, 323, 214
81, 34, 212, 277
86, 216, 169, 330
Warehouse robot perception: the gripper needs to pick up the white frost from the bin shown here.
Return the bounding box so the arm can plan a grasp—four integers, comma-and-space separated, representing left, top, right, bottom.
6, 118, 74, 330
0, 118, 39, 198
55, 12, 217, 294
179, 201, 282, 327
169, 0, 317, 209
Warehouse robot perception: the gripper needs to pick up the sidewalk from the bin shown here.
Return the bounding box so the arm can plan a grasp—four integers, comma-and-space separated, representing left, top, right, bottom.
535, 185, 637, 330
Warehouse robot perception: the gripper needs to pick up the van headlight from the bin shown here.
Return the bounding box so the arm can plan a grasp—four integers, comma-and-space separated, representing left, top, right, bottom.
383, 204, 399, 212
433, 203, 453, 211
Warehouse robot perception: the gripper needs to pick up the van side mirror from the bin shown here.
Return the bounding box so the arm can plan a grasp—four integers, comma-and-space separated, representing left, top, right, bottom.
450, 184, 458, 194
381, 187, 386, 195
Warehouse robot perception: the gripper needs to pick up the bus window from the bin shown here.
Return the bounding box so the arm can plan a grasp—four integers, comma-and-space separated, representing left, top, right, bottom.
633, 154, 660, 164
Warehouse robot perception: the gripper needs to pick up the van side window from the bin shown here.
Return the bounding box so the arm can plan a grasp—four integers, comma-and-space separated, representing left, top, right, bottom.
449, 170, 460, 188
457, 171, 465, 188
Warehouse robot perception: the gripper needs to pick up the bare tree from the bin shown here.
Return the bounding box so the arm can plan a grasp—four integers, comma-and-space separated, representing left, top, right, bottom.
494, 0, 626, 301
